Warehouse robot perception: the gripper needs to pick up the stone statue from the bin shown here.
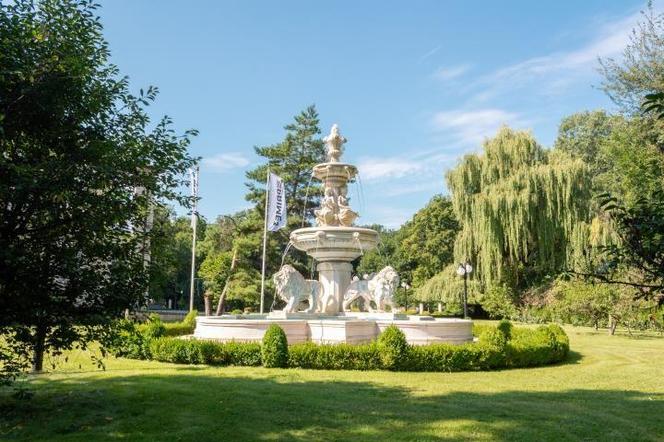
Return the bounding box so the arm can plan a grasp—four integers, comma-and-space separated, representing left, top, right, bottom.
324, 124, 346, 163
342, 266, 400, 312
337, 194, 358, 226
315, 187, 338, 226
273, 265, 321, 313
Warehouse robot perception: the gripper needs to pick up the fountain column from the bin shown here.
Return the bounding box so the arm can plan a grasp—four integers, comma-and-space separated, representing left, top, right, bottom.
317, 262, 353, 313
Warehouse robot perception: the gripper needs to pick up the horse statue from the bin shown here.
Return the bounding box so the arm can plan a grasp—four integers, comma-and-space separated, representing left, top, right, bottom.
342, 266, 400, 312
273, 265, 321, 313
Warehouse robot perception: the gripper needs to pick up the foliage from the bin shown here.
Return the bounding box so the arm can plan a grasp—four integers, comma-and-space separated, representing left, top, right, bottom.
599, 4, 664, 114
446, 127, 591, 290
114, 321, 569, 372
149, 210, 205, 308
416, 263, 481, 305
394, 195, 459, 287
0, 0, 197, 374
288, 342, 382, 370
482, 285, 518, 319
357, 196, 459, 301
139, 315, 167, 340
148, 338, 262, 366
261, 324, 288, 368
376, 325, 409, 370
496, 319, 513, 341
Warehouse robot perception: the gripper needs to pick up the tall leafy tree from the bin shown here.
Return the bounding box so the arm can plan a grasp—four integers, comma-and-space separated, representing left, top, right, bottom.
599, 3, 664, 115
446, 127, 592, 290
0, 0, 196, 374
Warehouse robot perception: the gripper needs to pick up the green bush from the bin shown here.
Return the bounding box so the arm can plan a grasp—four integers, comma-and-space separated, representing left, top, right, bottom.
117, 322, 569, 372
288, 342, 381, 370
261, 324, 288, 368
506, 324, 569, 367
139, 314, 166, 339
148, 338, 261, 366
482, 285, 518, 319
183, 310, 198, 327
377, 325, 409, 370
497, 319, 513, 341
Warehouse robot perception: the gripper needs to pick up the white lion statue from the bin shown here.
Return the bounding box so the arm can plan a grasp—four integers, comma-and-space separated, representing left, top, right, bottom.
342, 266, 400, 312
273, 265, 321, 313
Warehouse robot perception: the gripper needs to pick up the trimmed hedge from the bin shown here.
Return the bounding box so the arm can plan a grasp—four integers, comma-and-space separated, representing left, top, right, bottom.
115, 321, 569, 372
148, 338, 261, 366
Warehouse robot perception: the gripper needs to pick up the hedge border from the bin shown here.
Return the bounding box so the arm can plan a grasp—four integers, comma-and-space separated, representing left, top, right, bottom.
112, 321, 569, 372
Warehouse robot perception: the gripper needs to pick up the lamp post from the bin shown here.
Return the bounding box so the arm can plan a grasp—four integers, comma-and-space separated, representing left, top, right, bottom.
456, 262, 473, 319
401, 281, 411, 312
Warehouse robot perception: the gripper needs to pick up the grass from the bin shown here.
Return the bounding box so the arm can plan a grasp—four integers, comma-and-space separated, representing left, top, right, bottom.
1, 324, 663, 441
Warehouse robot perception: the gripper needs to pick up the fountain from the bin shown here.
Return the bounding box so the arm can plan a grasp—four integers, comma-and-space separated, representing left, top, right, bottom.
194, 124, 472, 345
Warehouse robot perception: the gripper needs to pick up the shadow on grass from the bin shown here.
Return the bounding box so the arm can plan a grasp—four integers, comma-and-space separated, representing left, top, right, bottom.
1, 370, 662, 442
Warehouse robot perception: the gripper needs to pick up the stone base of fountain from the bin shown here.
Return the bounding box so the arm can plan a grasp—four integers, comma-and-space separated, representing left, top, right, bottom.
193, 316, 473, 346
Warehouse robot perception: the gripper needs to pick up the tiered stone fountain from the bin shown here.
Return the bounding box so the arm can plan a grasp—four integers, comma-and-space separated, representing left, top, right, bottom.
194, 124, 472, 345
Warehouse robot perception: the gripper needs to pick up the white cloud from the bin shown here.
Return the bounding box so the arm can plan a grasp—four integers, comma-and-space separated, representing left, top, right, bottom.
466, 10, 640, 101
201, 152, 250, 173
431, 108, 527, 146
432, 64, 471, 81
419, 45, 441, 63
357, 157, 425, 181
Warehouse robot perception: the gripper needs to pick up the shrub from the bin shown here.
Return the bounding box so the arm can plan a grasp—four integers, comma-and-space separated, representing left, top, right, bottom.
117, 323, 570, 372
377, 325, 409, 370
140, 314, 166, 339
506, 324, 569, 367
108, 319, 149, 359
288, 342, 381, 370
482, 285, 518, 319
183, 310, 198, 328
497, 319, 513, 341
261, 324, 288, 368
148, 338, 261, 366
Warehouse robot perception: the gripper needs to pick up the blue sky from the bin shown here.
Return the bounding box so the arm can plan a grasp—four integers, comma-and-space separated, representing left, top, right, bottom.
99, 0, 646, 227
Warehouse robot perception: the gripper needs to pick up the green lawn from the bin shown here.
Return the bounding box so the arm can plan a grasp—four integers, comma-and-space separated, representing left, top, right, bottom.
1, 325, 663, 441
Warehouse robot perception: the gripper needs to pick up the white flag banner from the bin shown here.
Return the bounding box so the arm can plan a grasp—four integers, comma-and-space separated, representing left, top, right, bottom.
267, 172, 287, 231
190, 167, 199, 228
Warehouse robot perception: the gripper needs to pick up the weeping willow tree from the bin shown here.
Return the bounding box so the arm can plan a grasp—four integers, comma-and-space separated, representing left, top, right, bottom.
446, 127, 593, 289
415, 264, 482, 305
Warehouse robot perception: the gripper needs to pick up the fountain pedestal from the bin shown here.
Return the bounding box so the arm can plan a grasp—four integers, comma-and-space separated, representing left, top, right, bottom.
317, 262, 352, 313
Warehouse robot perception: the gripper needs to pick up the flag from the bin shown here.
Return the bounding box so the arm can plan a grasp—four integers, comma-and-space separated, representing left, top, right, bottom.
267, 172, 287, 231
190, 166, 199, 228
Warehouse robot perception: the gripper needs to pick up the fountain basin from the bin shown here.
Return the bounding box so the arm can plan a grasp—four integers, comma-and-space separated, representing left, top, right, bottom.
194, 316, 473, 346
289, 226, 379, 262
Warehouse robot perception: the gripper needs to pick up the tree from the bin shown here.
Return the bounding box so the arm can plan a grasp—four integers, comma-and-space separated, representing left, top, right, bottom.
245, 105, 326, 224
148, 209, 205, 309
599, 3, 664, 115
207, 106, 326, 310
397, 195, 459, 288
0, 0, 196, 374
446, 127, 592, 290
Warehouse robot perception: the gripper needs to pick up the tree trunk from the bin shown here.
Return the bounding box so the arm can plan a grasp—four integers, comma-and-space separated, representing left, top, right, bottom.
609, 315, 617, 336
32, 324, 47, 373
204, 293, 212, 316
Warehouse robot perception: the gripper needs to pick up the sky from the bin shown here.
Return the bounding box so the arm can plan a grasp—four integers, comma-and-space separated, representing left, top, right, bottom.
98, 0, 648, 227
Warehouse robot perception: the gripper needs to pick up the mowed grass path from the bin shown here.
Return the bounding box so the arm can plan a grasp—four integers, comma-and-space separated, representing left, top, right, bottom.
1, 325, 663, 441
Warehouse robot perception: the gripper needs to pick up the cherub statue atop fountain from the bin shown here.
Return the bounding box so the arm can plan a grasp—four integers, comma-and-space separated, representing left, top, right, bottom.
324, 123, 346, 163
315, 187, 338, 226
337, 193, 358, 226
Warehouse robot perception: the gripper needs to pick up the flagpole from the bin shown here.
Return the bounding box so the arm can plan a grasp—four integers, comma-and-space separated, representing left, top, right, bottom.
260, 169, 270, 314
189, 166, 199, 313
